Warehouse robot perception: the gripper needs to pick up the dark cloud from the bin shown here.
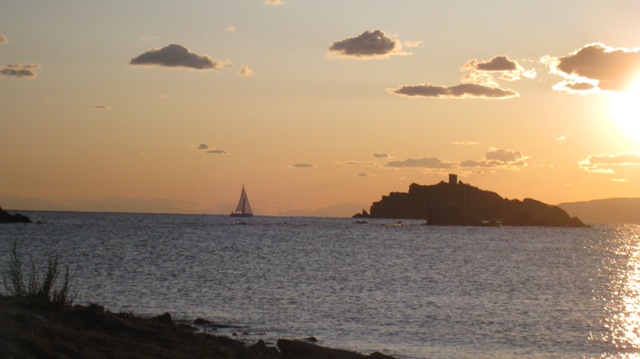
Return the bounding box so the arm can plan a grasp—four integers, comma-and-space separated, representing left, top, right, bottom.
485, 148, 525, 162
197, 144, 209, 150
386, 157, 455, 169
1, 64, 39, 78
130, 44, 229, 70
465, 56, 518, 71
328, 30, 406, 59
292, 163, 315, 168
372, 153, 390, 159
206, 149, 229, 155
390, 83, 518, 99
0, 34, 7, 44
391, 54, 535, 100
579, 152, 640, 173
91, 105, 111, 110
386, 148, 527, 172
460, 148, 527, 169
551, 43, 640, 92
345, 160, 375, 166
462, 55, 535, 82
565, 82, 596, 91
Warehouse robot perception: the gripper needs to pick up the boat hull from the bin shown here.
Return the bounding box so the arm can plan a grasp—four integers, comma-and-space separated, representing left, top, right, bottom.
230, 213, 253, 217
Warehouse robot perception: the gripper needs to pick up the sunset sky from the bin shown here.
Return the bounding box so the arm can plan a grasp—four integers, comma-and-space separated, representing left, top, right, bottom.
2, 0, 640, 217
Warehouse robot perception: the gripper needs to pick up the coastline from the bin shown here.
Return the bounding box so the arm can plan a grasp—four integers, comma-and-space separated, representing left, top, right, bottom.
0, 297, 397, 359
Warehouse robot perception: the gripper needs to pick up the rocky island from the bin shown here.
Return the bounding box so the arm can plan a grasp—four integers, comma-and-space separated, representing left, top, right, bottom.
0, 206, 31, 223
355, 175, 585, 227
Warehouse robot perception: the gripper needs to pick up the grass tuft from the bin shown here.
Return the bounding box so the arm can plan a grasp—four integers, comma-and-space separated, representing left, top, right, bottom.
2, 240, 73, 307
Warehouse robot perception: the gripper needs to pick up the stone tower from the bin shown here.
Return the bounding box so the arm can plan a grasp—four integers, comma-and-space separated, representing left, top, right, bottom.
449, 173, 458, 186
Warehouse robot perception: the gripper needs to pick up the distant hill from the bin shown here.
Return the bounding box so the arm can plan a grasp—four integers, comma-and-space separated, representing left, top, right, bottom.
355, 179, 585, 227
558, 198, 640, 224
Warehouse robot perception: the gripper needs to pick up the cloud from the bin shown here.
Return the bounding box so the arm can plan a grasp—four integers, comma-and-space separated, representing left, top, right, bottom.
466, 56, 518, 71
391, 54, 536, 100
460, 161, 526, 170
239, 64, 254, 76
560, 81, 597, 92
372, 153, 390, 159
387, 157, 455, 169
612, 178, 627, 182
197, 144, 228, 154
227, 25, 237, 33
390, 83, 518, 99
579, 152, 640, 173
386, 148, 528, 173
548, 43, 640, 93
459, 148, 528, 170
451, 141, 482, 145
403, 40, 423, 49
0, 34, 8, 44
206, 149, 229, 155
0, 64, 40, 78
264, 0, 283, 4
91, 105, 111, 110
328, 30, 409, 59
130, 44, 229, 70
358, 173, 377, 177
462, 55, 536, 82
292, 163, 315, 168
556, 136, 566, 141
343, 160, 376, 166
485, 148, 525, 162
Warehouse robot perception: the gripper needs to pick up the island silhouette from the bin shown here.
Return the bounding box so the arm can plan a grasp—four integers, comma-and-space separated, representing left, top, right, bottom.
0, 206, 30, 223
354, 174, 585, 227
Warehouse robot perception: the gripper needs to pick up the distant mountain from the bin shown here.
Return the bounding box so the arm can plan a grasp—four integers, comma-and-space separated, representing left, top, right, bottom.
558, 198, 640, 225
355, 178, 585, 227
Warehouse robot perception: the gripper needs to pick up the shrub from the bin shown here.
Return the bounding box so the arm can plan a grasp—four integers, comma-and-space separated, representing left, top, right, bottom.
2, 240, 73, 307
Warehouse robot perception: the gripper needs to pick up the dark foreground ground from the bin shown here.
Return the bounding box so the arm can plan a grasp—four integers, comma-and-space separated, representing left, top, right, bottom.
0, 297, 396, 359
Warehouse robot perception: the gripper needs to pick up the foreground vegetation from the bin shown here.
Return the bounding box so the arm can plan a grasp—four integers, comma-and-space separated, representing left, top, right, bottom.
2, 241, 72, 308
0, 242, 395, 359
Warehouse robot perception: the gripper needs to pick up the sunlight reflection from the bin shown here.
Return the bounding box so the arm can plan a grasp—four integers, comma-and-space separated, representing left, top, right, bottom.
603, 225, 640, 357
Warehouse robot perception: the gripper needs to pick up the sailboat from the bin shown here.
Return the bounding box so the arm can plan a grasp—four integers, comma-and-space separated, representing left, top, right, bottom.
230, 185, 253, 217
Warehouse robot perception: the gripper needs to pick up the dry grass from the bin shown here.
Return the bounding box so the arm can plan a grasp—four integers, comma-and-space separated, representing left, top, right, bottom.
2, 241, 72, 308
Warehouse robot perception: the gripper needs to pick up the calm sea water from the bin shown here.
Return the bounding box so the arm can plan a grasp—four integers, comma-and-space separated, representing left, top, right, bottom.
1, 211, 639, 358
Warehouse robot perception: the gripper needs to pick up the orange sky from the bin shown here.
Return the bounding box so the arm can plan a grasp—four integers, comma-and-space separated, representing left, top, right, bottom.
2, 1, 640, 216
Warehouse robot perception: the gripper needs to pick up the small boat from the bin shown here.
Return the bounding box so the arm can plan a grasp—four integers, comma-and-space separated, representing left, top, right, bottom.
230, 185, 253, 217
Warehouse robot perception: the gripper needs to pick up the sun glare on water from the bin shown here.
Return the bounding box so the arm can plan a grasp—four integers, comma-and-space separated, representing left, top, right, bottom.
609, 78, 640, 143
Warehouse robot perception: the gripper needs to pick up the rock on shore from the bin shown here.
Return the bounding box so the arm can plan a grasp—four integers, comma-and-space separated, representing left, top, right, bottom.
0, 297, 397, 359
0, 206, 31, 223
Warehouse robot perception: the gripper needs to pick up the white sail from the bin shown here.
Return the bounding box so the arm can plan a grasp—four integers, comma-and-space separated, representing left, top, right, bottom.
231, 185, 253, 216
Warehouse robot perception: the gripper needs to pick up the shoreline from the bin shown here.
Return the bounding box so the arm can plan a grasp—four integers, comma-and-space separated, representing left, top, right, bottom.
0, 297, 397, 359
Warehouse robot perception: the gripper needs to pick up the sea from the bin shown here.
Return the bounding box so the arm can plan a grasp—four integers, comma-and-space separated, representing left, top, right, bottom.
1, 211, 639, 358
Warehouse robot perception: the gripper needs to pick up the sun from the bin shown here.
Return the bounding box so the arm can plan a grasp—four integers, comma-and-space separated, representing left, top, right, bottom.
609, 77, 640, 143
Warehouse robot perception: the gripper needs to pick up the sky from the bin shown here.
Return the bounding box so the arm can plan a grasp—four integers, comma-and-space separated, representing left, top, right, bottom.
2, 0, 640, 217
